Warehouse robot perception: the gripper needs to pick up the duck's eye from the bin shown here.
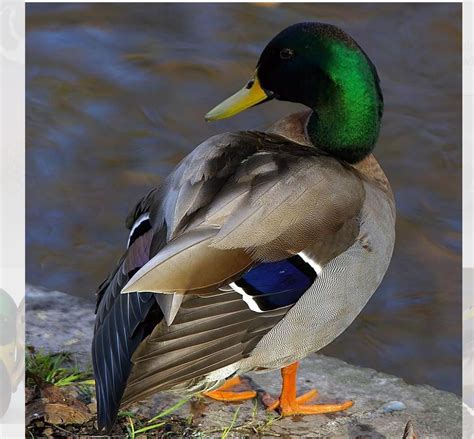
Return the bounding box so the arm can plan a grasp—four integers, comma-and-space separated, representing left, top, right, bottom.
279, 48, 294, 60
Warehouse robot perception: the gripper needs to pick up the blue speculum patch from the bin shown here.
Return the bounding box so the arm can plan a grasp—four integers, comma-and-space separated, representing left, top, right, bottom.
236, 255, 317, 311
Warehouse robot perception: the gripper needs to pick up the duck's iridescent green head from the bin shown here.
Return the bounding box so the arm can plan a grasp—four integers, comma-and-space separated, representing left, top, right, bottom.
206, 22, 383, 164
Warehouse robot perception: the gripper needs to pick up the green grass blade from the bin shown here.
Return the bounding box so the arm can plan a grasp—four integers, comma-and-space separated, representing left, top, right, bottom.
75, 379, 96, 386
26, 348, 93, 387
134, 421, 166, 435
127, 416, 135, 439
147, 397, 190, 424
221, 406, 240, 439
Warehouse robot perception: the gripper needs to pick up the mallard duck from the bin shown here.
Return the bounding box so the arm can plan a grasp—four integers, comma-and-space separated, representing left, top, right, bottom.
92, 22, 395, 431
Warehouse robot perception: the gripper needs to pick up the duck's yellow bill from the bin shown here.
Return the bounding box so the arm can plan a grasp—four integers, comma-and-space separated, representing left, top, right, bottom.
205, 75, 270, 121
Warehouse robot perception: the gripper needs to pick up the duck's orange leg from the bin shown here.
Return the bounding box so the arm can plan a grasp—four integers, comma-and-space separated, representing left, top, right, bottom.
203, 376, 257, 402
265, 362, 353, 416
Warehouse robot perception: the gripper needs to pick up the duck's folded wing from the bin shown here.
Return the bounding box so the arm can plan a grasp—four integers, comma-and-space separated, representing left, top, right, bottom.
93, 131, 365, 430
92, 133, 265, 430
92, 134, 267, 430
122, 131, 365, 295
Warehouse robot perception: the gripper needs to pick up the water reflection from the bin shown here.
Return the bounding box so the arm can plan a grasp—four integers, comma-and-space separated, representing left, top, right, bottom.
26, 3, 462, 394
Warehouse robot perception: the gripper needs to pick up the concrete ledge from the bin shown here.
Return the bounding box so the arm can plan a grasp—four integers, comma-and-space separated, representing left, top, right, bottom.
26, 285, 461, 438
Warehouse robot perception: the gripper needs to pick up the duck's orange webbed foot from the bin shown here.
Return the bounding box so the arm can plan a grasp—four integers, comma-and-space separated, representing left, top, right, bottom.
264, 362, 354, 416
203, 376, 257, 402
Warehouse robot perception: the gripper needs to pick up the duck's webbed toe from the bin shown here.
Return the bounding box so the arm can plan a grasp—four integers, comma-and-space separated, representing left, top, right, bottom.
203, 376, 257, 402
264, 362, 354, 417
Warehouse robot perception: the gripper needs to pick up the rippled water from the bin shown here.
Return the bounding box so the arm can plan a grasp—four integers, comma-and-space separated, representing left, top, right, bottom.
26, 3, 462, 394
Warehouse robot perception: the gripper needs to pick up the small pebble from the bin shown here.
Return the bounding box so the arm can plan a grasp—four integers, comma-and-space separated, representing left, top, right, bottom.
381, 400, 406, 413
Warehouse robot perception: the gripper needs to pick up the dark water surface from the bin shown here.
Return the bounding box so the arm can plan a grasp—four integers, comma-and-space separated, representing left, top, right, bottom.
26, 3, 462, 394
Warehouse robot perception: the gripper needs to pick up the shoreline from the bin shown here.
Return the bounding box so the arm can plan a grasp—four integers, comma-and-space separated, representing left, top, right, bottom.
26, 284, 461, 438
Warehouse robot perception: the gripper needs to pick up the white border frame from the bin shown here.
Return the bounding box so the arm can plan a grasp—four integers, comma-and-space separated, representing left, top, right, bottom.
0, 0, 25, 437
